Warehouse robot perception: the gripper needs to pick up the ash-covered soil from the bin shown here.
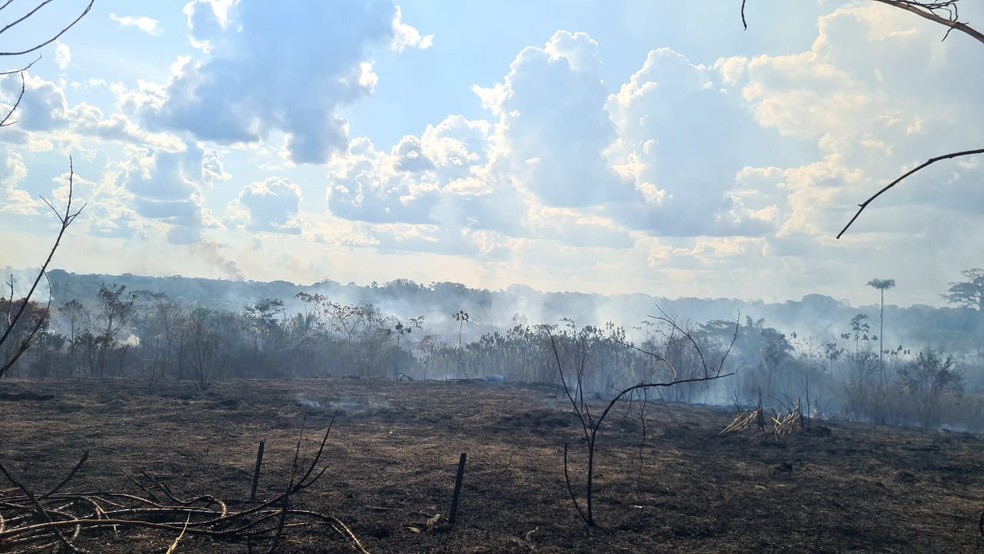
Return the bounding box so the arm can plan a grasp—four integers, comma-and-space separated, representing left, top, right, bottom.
1, 378, 982, 553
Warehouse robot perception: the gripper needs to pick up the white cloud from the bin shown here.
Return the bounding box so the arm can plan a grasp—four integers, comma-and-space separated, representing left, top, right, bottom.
0, 152, 40, 215
390, 6, 433, 53
110, 13, 164, 36
231, 177, 302, 233
118, 147, 214, 244
148, 0, 414, 164
474, 31, 632, 208
606, 47, 777, 237
54, 43, 72, 70
721, 3, 984, 240
1, 73, 68, 131
183, 0, 238, 52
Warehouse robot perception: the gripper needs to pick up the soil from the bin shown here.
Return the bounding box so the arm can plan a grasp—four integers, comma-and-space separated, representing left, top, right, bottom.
0, 378, 982, 553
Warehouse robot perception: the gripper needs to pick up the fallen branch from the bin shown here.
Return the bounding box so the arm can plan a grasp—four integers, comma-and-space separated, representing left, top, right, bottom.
0, 418, 365, 553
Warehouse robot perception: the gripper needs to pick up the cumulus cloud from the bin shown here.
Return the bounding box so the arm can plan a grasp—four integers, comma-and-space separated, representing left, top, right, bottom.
605, 47, 783, 237
202, 149, 231, 183
183, 0, 237, 52
120, 147, 213, 243
390, 6, 433, 52
110, 13, 164, 36
327, 116, 498, 226
54, 43, 72, 70
720, 3, 984, 238
474, 31, 632, 208
71, 107, 187, 152
151, 0, 428, 164
231, 177, 302, 233
1, 74, 67, 131
0, 73, 187, 152
0, 152, 39, 215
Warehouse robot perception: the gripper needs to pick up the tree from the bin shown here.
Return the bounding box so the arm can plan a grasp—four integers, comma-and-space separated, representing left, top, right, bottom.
943, 268, 984, 358
942, 268, 984, 311
867, 278, 896, 387
87, 284, 136, 377
0, 164, 84, 377
554, 312, 738, 528
452, 309, 469, 349
184, 308, 218, 390
897, 350, 962, 428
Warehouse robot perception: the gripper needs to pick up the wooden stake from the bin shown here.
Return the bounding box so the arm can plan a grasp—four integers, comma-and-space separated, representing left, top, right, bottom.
250, 440, 265, 502
449, 452, 467, 525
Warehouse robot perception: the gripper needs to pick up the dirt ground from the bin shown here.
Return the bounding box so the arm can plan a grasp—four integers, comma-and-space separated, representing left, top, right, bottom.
0, 378, 982, 553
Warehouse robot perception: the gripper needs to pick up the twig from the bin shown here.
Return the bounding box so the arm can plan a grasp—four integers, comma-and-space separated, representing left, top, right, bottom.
0, 461, 86, 553
40, 450, 88, 500
165, 514, 191, 554
0, 157, 85, 377
562, 443, 588, 526
871, 0, 984, 45
837, 147, 984, 238
0, 0, 94, 56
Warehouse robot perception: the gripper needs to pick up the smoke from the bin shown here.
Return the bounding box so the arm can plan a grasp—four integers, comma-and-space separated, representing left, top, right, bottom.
1, 266, 52, 304
295, 393, 321, 410
192, 240, 245, 281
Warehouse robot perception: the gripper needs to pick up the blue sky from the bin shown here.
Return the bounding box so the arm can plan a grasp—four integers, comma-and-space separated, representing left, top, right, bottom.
1, 0, 982, 307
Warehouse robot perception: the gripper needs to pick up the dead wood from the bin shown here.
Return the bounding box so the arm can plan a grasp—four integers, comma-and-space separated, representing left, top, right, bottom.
0, 416, 367, 553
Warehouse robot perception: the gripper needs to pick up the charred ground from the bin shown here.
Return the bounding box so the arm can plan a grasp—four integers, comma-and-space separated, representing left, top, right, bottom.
0, 378, 982, 553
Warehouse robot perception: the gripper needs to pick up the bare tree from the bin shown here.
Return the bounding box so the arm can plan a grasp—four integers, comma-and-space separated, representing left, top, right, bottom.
0, 161, 84, 378
554, 310, 738, 528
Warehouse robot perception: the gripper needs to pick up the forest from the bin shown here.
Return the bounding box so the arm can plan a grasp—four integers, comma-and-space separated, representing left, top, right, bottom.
4, 268, 983, 433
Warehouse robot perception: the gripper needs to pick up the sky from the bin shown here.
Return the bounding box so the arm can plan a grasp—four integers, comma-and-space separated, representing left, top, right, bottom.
1, 0, 982, 307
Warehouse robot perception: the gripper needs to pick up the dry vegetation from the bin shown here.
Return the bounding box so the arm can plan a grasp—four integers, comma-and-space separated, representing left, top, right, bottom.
1, 378, 982, 552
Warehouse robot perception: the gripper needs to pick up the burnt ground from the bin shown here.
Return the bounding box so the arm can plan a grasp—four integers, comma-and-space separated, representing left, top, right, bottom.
0, 378, 982, 553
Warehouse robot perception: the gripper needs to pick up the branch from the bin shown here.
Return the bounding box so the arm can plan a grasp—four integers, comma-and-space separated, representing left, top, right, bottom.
837, 147, 984, 238
0, 157, 85, 376
0, 0, 93, 56
0, 54, 38, 126
0, 70, 24, 127
871, 0, 984, 45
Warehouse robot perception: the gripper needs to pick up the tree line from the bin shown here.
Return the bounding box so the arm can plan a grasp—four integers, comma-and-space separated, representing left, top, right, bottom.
2, 274, 982, 431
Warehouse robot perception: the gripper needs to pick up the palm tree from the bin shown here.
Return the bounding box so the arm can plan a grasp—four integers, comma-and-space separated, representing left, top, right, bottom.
867, 278, 896, 386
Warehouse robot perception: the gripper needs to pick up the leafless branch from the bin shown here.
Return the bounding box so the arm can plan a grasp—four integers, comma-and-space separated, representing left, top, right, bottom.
0, 157, 86, 377
0, 0, 93, 56
836, 147, 984, 238
0, 70, 24, 126
871, 0, 984, 45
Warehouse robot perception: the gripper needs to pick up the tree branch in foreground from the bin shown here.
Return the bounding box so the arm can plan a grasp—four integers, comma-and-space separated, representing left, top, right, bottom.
0, 157, 85, 377
836, 147, 984, 239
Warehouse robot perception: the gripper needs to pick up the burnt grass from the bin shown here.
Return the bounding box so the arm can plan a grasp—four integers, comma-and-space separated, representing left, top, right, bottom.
1, 378, 983, 553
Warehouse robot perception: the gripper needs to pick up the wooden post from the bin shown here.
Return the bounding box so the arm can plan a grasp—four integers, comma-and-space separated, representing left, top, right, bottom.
449, 452, 467, 524
250, 440, 265, 502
